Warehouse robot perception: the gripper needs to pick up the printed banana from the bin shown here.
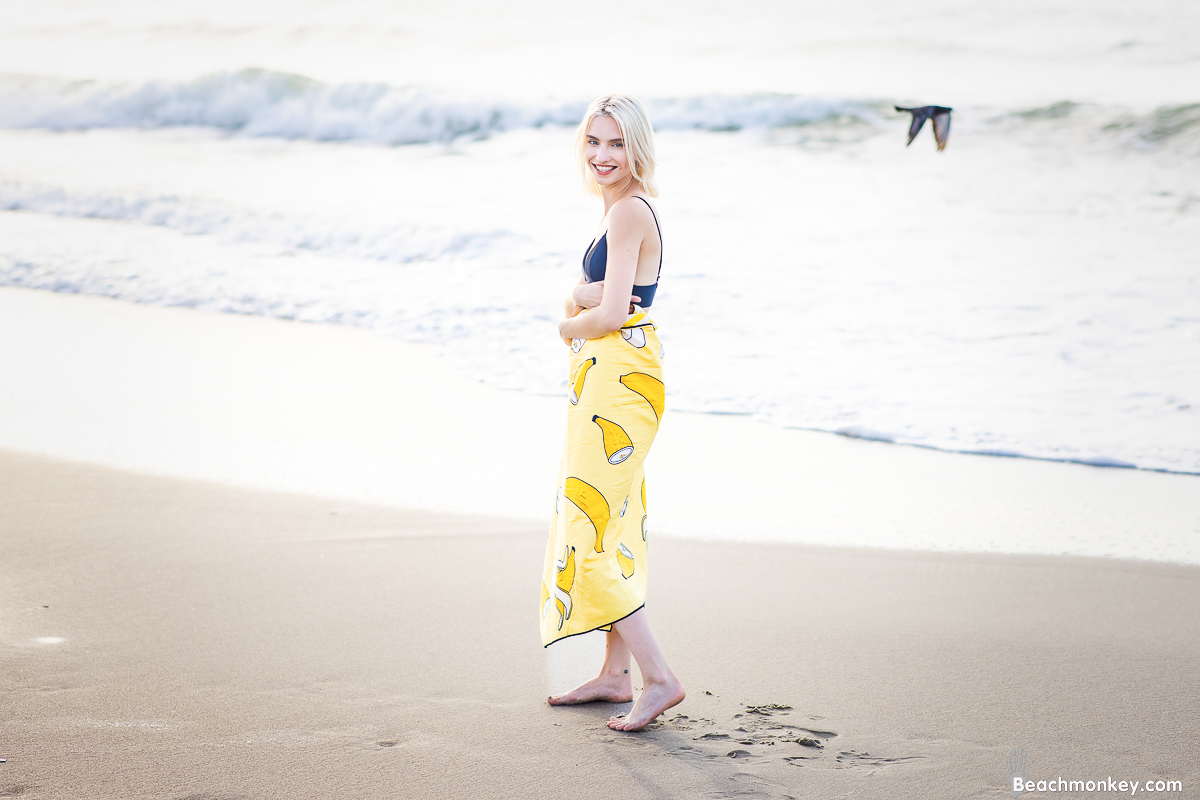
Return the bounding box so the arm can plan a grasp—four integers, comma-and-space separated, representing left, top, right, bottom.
620, 372, 664, 420
592, 415, 634, 465
569, 357, 596, 405
565, 476, 611, 553
553, 544, 576, 629
620, 327, 647, 348
616, 542, 635, 579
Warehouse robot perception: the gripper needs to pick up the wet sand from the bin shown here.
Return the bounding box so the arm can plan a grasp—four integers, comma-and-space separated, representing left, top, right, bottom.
3, 285, 1199, 565
3, 449, 1198, 799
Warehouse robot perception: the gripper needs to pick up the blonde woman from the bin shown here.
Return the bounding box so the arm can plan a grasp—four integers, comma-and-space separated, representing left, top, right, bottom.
540, 95, 684, 732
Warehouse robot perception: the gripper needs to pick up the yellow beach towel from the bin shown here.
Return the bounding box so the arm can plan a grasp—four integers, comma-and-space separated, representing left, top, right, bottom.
541, 311, 665, 647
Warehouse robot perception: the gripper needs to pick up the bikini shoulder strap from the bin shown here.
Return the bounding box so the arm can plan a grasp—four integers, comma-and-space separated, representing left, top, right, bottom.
630, 195, 663, 275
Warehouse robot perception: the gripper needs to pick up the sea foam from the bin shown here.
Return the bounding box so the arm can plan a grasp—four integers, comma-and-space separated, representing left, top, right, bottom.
0, 70, 883, 143
3, 70, 1198, 154
0, 182, 529, 265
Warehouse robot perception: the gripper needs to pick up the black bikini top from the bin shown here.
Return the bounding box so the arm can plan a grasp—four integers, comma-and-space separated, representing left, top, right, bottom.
582, 195, 663, 307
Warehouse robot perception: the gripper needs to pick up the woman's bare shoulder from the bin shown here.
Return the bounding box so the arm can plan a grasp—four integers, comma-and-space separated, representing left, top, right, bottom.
608, 195, 660, 231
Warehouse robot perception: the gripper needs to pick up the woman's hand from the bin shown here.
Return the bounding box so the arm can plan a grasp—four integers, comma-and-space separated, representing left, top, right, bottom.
573, 282, 603, 309
557, 318, 574, 346
574, 281, 639, 309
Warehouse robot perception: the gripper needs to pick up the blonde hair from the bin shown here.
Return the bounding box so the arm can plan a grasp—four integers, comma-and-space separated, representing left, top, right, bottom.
574, 95, 659, 198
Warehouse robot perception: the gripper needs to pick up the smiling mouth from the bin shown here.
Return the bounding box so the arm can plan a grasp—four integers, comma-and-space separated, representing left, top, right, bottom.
593, 164, 616, 175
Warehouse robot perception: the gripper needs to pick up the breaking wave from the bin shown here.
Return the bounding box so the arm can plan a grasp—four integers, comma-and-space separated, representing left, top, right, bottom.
0, 69, 884, 143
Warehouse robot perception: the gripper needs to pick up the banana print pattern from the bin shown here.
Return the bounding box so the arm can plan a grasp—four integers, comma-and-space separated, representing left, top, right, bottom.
616, 542, 635, 579
569, 357, 596, 405
620, 327, 647, 348
549, 545, 576, 630
619, 311, 652, 347
592, 415, 634, 465
565, 476, 611, 554
541, 310, 664, 647
620, 373, 665, 421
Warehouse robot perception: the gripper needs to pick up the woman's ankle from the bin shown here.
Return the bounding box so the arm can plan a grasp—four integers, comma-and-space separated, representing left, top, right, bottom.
638, 669, 678, 689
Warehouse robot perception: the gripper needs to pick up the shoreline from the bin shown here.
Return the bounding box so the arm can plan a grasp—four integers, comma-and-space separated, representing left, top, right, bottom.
3, 448, 1198, 799
2, 285, 1198, 565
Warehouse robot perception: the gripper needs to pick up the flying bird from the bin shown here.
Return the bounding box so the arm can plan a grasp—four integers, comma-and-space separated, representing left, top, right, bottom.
895, 105, 952, 151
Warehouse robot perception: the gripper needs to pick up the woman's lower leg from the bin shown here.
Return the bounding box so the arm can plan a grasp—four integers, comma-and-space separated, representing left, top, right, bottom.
601, 626, 633, 678
608, 609, 685, 731
547, 628, 634, 705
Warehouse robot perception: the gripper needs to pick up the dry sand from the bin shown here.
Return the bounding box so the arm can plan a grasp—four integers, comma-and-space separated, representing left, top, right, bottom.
3, 449, 1198, 799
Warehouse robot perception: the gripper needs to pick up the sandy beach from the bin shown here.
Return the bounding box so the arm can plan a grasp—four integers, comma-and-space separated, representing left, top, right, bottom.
2, 286, 1199, 799
3, 2, 1199, 796
4, 447, 1198, 799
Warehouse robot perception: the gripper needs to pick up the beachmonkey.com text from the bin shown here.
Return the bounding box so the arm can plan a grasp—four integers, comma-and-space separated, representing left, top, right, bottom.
1013, 777, 1183, 796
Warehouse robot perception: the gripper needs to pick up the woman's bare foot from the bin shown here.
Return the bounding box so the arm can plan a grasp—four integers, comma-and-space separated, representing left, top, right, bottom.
607, 678, 685, 731
547, 672, 634, 706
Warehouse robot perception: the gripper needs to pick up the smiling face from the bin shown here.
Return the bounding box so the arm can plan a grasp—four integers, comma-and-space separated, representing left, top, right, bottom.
573, 95, 658, 199
584, 115, 631, 190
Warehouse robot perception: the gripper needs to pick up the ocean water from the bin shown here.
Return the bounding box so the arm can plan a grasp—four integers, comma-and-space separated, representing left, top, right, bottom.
2, 0, 1198, 474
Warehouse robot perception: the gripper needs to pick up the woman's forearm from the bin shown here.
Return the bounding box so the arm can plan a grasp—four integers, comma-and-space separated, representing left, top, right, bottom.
559, 306, 625, 340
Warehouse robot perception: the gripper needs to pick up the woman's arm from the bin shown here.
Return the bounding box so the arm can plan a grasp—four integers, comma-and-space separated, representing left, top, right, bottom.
574, 281, 640, 310
564, 275, 586, 319
558, 200, 647, 342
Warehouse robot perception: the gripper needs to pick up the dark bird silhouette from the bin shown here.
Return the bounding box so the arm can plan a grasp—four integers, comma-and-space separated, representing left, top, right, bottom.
895, 105, 952, 151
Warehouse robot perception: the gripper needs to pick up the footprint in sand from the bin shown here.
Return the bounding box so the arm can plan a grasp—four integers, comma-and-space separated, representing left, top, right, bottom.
611, 696, 921, 782
647, 701, 839, 764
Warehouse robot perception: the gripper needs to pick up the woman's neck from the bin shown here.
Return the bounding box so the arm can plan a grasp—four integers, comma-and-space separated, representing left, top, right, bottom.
600, 178, 640, 214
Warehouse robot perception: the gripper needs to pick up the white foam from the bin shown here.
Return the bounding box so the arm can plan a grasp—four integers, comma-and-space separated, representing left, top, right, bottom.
0, 71, 884, 144
2, 120, 1198, 475
2, 287, 1197, 565
0, 181, 529, 264
3, 69, 1199, 159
